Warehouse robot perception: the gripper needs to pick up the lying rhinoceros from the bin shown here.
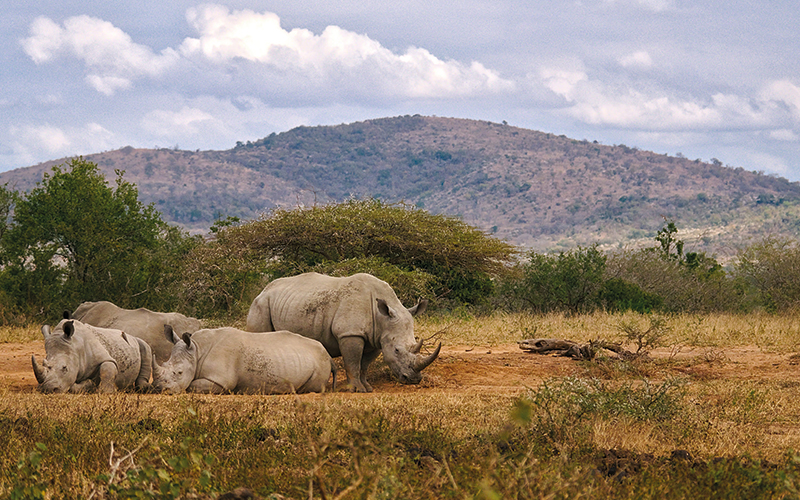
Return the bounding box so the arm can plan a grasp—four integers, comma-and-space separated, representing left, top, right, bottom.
68, 300, 202, 363
152, 326, 336, 394
32, 319, 153, 393
246, 272, 440, 392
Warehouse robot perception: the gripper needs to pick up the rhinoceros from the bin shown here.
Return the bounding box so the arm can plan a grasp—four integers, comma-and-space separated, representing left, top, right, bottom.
32, 319, 153, 393
68, 301, 202, 363
152, 326, 336, 395
245, 272, 440, 392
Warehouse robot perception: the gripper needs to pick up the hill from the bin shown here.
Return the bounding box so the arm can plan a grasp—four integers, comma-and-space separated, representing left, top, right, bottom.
3, 115, 800, 258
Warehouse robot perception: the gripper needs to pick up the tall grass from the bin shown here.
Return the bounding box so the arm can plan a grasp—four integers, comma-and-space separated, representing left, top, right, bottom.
417, 310, 800, 353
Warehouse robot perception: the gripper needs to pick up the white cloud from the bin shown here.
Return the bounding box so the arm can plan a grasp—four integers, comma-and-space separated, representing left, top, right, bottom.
7, 122, 115, 164
769, 129, 799, 141
761, 79, 800, 120
743, 151, 790, 176
21, 15, 180, 95
142, 107, 214, 137
538, 65, 784, 130
602, 0, 675, 12
21, 5, 511, 100
618, 51, 653, 68
540, 68, 587, 101
177, 5, 513, 98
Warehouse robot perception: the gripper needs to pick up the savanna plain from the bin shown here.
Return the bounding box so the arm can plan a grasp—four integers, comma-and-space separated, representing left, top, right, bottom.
4, 311, 800, 499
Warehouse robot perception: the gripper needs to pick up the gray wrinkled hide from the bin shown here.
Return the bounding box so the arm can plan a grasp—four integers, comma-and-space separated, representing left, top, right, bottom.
70, 300, 202, 363
245, 272, 436, 393
33, 319, 152, 393
152, 327, 334, 395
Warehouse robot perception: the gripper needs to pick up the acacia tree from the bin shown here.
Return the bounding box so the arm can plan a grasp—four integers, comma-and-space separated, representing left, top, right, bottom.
180, 198, 516, 316
0, 158, 192, 318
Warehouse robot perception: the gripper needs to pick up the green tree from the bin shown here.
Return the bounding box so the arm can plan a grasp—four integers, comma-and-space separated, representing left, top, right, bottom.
180, 198, 515, 316
0, 183, 17, 243
654, 219, 684, 260
509, 245, 607, 313
0, 158, 193, 318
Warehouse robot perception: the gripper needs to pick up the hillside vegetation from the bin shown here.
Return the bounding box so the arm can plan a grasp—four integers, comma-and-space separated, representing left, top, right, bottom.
3, 115, 800, 256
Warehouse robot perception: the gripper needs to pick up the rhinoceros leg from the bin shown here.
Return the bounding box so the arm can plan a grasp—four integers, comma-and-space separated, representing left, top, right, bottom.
187, 379, 227, 394
97, 361, 119, 393
339, 336, 370, 393
70, 379, 97, 393
358, 349, 380, 393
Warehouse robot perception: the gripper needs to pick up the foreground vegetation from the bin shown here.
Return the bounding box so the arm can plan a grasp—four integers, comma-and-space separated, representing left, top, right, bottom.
5, 159, 800, 498
5, 311, 800, 499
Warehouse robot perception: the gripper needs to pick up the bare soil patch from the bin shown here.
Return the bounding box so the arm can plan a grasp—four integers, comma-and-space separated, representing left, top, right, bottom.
4, 341, 799, 394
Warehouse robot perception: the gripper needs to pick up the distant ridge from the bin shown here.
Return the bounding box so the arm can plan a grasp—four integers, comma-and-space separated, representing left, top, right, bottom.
3, 115, 800, 256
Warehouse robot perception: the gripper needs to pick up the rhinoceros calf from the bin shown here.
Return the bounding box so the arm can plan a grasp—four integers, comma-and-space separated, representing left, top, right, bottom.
152, 326, 335, 395
246, 272, 440, 392
69, 300, 202, 363
32, 319, 153, 394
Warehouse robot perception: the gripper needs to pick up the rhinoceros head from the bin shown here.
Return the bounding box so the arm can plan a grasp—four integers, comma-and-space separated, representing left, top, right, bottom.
32, 321, 81, 393
151, 325, 197, 394
376, 298, 441, 385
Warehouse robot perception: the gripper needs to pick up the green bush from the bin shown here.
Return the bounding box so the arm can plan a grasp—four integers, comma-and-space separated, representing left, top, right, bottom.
597, 278, 663, 313
504, 245, 607, 313
734, 237, 800, 312
183, 198, 515, 316
606, 249, 743, 313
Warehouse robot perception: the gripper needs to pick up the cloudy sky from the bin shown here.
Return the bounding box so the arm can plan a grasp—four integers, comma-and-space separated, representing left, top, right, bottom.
3, 1, 800, 179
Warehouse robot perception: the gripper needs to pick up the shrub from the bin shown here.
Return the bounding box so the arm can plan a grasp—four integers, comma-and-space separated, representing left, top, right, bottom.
734, 237, 800, 312
504, 245, 607, 313
597, 278, 663, 313
185, 198, 515, 316
606, 249, 742, 313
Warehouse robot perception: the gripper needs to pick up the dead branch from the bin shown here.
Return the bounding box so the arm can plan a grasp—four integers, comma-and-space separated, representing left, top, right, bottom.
518, 338, 645, 361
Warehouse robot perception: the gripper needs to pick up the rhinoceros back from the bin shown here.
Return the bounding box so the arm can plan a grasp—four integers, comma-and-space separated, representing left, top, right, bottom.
73, 301, 201, 362
246, 273, 392, 355
193, 328, 332, 394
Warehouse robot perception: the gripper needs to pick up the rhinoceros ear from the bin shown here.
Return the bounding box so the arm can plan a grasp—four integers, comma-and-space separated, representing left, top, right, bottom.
407, 299, 428, 317
41, 325, 51, 339
181, 332, 192, 348
376, 298, 396, 318
63, 310, 72, 320
63, 320, 75, 339
164, 325, 178, 344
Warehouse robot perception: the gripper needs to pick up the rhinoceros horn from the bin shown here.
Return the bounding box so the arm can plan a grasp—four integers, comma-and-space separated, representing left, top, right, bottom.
152, 354, 164, 379
31, 355, 45, 384
411, 337, 424, 354
413, 342, 442, 371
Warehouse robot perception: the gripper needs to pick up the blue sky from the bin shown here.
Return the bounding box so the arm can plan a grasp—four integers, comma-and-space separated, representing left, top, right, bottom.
3, 1, 800, 179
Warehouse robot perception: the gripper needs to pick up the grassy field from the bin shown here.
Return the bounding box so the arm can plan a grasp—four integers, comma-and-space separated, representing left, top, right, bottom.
4, 311, 800, 499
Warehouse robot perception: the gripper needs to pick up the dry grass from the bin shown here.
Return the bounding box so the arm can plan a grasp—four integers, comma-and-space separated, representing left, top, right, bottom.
7, 311, 800, 498
417, 310, 800, 353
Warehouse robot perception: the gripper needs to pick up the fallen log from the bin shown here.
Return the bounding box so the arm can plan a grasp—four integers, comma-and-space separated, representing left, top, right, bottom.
518, 338, 644, 361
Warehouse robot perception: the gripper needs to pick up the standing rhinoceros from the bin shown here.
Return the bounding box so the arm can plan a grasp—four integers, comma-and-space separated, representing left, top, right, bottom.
152, 326, 335, 395
245, 272, 440, 392
68, 301, 202, 363
32, 319, 152, 393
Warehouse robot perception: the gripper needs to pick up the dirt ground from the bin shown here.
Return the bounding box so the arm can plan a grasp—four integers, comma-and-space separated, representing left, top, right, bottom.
4, 340, 800, 394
